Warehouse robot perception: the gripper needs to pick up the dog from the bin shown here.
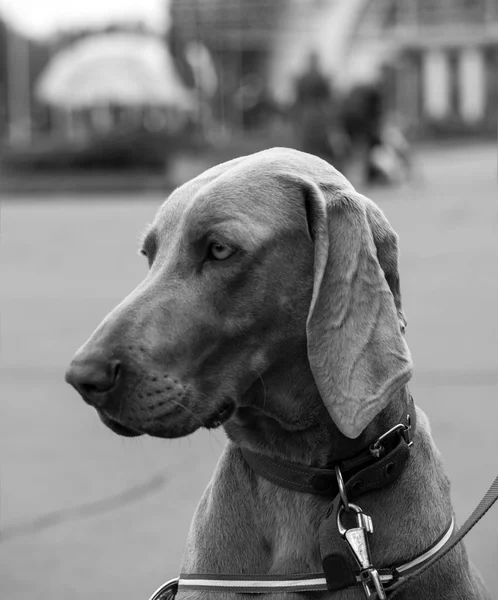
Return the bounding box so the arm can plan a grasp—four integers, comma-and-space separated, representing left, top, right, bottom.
66, 148, 490, 599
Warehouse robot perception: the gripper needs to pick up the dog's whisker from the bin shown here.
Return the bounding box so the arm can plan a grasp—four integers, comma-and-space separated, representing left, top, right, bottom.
253, 368, 267, 411
168, 398, 205, 427
208, 430, 225, 450
118, 393, 125, 424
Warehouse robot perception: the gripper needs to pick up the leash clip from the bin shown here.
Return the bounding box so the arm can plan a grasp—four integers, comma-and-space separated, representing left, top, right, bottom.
336, 503, 373, 565
337, 503, 386, 600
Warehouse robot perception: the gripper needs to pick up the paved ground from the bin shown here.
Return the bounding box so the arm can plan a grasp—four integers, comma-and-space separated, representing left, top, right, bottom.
1, 143, 497, 599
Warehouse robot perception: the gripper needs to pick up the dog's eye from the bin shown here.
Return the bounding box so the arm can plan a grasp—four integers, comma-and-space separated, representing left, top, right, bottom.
208, 242, 235, 261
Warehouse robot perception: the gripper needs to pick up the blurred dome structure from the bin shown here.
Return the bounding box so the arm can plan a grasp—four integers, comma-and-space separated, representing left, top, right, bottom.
36, 32, 196, 109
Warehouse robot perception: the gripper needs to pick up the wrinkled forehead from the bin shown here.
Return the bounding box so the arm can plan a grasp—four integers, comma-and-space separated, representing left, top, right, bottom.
152, 163, 304, 244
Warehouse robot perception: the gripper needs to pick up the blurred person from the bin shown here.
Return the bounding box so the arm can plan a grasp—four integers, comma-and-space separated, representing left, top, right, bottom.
342, 80, 413, 187
292, 51, 349, 171
343, 82, 384, 185
361, 82, 386, 185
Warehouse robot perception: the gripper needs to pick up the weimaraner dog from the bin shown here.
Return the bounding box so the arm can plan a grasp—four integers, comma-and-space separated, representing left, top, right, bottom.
66, 148, 489, 599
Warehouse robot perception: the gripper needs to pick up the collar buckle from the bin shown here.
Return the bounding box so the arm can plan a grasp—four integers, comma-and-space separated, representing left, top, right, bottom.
369, 415, 413, 459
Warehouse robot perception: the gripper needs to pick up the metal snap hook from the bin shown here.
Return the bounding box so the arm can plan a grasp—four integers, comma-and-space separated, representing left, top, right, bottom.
336, 504, 385, 600
336, 503, 374, 537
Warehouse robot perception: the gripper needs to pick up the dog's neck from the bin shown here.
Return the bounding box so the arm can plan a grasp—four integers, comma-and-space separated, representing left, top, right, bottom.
224, 349, 412, 467
187, 352, 455, 587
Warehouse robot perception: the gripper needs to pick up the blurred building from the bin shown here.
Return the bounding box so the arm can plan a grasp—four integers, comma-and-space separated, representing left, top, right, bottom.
169, 0, 287, 129
170, 0, 498, 137
266, 0, 360, 104
349, 0, 498, 135
170, 0, 284, 72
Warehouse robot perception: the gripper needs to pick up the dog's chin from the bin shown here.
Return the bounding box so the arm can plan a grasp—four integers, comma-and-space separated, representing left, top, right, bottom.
98, 412, 144, 437
97, 409, 202, 439
97, 398, 236, 439
140, 398, 236, 438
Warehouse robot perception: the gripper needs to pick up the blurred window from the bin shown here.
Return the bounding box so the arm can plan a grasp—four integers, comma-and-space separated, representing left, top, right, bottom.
356, 0, 422, 35
356, 0, 399, 35
417, 0, 486, 25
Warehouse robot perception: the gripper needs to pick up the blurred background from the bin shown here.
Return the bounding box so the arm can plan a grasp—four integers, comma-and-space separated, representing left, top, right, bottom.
1, 0, 497, 598
1, 0, 497, 188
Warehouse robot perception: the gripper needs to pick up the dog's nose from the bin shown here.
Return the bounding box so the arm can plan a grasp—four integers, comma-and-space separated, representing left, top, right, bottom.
65, 357, 121, 407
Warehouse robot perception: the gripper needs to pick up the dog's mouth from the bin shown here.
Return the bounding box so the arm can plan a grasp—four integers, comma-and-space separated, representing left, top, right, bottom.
203, 399, 235, 429
98, 411, 144, 437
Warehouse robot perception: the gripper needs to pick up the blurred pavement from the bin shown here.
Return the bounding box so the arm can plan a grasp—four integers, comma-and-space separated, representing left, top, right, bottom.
1, 143, 497, 598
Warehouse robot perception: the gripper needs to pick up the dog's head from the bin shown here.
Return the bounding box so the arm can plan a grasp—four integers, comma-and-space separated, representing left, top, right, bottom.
66, 148, 412, 440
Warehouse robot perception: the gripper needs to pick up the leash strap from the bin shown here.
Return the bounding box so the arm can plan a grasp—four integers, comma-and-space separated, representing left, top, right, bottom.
175, 571, 392, 594
178, 573, 329, 593
386, 475, 498, 598
148, 578, 179, 600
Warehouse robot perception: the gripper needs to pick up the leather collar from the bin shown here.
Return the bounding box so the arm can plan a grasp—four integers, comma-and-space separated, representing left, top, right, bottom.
240, 404, 415, 500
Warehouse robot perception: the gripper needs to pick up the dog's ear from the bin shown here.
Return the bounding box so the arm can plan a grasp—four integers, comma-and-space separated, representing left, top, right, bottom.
303, 181, 412, 439
363, 196, 407, 333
